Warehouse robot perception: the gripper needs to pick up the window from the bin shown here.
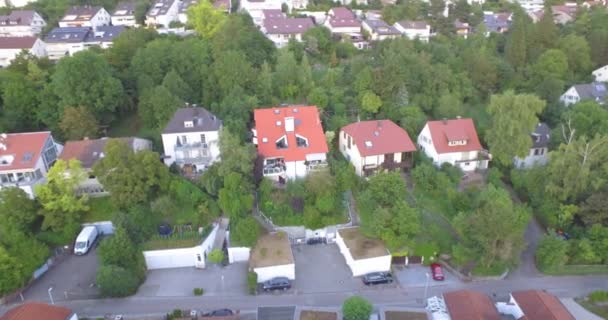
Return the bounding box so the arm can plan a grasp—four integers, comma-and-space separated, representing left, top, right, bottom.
181, 135, 187, 144
347, 136, 351, 149
200, 134, 206, 144
534, 149, 540, 156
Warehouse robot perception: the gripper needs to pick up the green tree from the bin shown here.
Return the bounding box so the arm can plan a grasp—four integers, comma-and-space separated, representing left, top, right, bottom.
307, 87, 329, 110
207, 249, 225, 264
505, 11, 528, 70
230, 216, 260, 247
360, 91, 382, 114
486, 91, 546, 165
535, 235, 569, 271
0, 188, 39, 233
188, 0, 227, 38
0, 71, 40, 132
558, 34, 592, 78
531, 49, 568, 83
59, 106, 99, 140
162, 69, 193, 102
579, 191, 608, 226
138, 85, 181, 129
562, 101, 608, 140
342, 296, 373, 320
93, 140, 171, 208
212, 50, 254, 97
218, 172, 254, 218
35, 159, 88, 231
533, 5, 558, 52
96, 264, 141, 297
48, 50, 125, 123
274, 49, 300, 100
256, 61, 274, 106
217, 128, 256, 177
98, 227, 145, 274
0, 246, 24, 296
365, 172, 407, 207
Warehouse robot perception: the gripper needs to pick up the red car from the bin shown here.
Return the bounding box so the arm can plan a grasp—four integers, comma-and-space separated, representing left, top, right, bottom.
430, 263, 445, 281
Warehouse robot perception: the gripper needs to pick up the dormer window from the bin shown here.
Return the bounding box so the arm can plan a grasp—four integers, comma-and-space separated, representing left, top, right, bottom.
448, 140, 467, 146
184, 120, 194, 128
296, 134, 308, 147
276, 135, 288, 149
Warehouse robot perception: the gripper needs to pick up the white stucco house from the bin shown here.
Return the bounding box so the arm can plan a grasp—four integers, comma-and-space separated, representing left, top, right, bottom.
111, 2, 137, 26
340, 120, 416, 177
161, 107, 222, 174
417, 118, 490, 172
44, 26, 125, 60
0, 11, 47, 37
0, 36, 46, 67
145, 0, 180, 27
336, 227, 391, 277
59, 6, 111, 30
239, 0, 282, 26
362, 19, 400, 41
59, 137, 152, 196
393, 20, 431, 42
261, 15, 314, 47
324, 7, 361, 34
0, 132, 62, 199
514, 123, 550, 169
252, 106, 329, 182
559, 82, 607, 106
592, 65, 608, 83
250, 233, 295, 283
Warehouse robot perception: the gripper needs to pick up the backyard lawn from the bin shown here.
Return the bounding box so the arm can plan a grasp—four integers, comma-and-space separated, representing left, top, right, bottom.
83, 196, 117, 222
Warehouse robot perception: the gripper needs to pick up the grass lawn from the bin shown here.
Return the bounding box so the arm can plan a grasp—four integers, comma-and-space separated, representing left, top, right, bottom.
83, 196, 117, 222
472, 263, 508, 276
576, 299, 608, 319
542, 264, 608, 276
300, 311, 337, 320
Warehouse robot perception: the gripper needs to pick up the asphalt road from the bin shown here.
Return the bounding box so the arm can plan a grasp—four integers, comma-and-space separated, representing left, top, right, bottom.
3, 274, 603, 319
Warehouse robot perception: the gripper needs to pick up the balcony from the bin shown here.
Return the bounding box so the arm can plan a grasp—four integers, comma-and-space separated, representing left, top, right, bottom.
174, 142, 210, 152
306, 160, 328, 171
0, 172, 44, 187
263, 164, 286, 175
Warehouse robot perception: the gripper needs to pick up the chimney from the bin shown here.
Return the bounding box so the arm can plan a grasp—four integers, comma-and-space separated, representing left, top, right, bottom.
285, 117, 295, 132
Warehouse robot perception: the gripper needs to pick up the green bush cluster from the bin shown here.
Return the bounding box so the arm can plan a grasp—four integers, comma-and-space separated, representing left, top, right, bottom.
342, 296, 373, 320
247, 271, 258, 295
193, 287, 204, 296
589, 291, 608, 303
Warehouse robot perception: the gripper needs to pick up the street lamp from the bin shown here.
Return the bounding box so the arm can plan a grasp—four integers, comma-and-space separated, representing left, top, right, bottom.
48, 287, 54, 305
423, 273, 430, 305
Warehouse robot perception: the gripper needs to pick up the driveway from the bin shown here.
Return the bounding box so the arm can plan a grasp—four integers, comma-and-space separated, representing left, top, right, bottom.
394, 265, 460, 288
136, 262, 248, 297
22, 246, 100, 302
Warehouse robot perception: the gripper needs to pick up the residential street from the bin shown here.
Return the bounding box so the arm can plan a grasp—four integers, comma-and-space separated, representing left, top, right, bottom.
3, 274, 605, 318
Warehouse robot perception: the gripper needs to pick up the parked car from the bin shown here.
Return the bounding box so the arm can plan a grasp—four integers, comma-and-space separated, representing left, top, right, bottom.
262, 277, 291, 291
362, 272, 393, 285
430, 263, 444, 281
203, 309, 233, 317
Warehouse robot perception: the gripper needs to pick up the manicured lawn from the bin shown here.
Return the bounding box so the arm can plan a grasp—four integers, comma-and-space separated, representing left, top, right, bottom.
542, 264, 608, 276
83, 196, 117, 222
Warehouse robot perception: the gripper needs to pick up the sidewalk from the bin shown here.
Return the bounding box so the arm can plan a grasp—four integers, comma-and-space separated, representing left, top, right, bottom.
560, 298, 604, 320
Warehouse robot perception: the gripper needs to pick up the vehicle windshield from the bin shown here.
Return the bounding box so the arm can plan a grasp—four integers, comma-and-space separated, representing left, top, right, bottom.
75, 241, 87, 249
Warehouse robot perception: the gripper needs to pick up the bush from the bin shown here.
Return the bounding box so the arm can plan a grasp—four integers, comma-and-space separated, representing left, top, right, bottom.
536, 236, 569, 271
589, 290, 608, 303
193, 287, 204, 296
96, 265, 141, 297
207, 249, 225, 264
247, 271, 258, 295
342, 296, 373, 320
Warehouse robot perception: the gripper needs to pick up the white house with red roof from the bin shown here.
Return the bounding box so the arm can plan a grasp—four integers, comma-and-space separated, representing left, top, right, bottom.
0, 131, 62, 198
393, 20, 431, 42
252, 106, 328, 182
417, 118, 490, 172
262, 16, 314, 47
0, 36, 46, 67
324, 7, 361, 34
340, 120, 416, 177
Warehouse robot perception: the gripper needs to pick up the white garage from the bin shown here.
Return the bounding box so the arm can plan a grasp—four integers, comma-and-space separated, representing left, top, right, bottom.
336, 227, 392, 277
250, 232, 295, 283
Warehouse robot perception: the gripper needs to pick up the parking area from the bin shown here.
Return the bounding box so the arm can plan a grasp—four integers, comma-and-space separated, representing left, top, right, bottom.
22, 246, 100, 302
136, 262, 248, 297
393, 264, 460, 288
288, 244, 396, 294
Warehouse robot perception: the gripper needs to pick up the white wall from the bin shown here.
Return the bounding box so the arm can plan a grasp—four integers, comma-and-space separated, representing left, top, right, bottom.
335, 229, 391, 277
339, 130, 364, 176
228, 247, 251, 263
46, 42, 85, 60
394, 24, 430, 42
593, 65, 608, 82
514, 147, 548, 169
112, 15, 136, 26
68, 314, 79, 320
162, 130, 220, 168
254, 263, 296, 282
0, 13, 46, 37
560, 86, 579, 106
285, 160, 307, 180
0, 39, 45, 67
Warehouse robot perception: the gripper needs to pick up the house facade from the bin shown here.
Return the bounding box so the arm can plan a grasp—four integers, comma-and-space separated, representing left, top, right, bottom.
59, 137, 152, 196
59, 6, 111, 30
0, 11, 46, 37
111, 2, 137, 26
560, 82, 607, 106
362, 19, 400, 41
593, 65, 608, 82
324, 7, 361, 34
340, 120, 416, 177
252, 106, 328, 182
240, 0, 282, 26
514, 123, 550, 169
161, 107, 222, 174
417, 118, 490, 172
393, 20, 430, 42
0, 132, 62, 199
145, 0, 180, 27
262, 16, 314, 47
0, 36, 46, 67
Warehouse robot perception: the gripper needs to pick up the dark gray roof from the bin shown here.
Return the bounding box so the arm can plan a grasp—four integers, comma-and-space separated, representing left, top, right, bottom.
483, 12, 510, 33
573, 82, 608, 102
61, 6, 104, 22
45, 27, 90, 43
147, 0, 178, 17
0, 10, 39, 26
112, 2, 136, 16
364, 19, 400, 35
163, 107, 222, 134
257, 306, 296, 320
85, 25, 125, 42
531, 123, 550, 149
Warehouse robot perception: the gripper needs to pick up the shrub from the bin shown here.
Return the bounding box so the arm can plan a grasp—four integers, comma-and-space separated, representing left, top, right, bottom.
207, 249, 225, 264
247, 271, 258, 295
589, 290, 608, 303
193, 287, 204, 296
96, 265, 141, 297
535, 236, 569, 271
342, 296, 373, 320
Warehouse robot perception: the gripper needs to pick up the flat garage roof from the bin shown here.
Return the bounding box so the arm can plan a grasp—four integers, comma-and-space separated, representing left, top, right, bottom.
258, 306, 296, 320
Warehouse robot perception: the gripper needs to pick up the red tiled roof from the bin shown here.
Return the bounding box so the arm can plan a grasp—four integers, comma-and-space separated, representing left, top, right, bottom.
263, 17, 314, 34
512, 290, 575, 320
1, 302, 73, 320
426, 118, 483, 154
0, 36, 37, 49
0, 131, 50, 171
443, 290, 501, 320
59, 137, 138, 169
254, 106, 328, 162
341, 120, 416, 157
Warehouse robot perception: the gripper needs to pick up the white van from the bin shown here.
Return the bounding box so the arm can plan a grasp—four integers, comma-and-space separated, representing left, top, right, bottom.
74, 226, 99, 255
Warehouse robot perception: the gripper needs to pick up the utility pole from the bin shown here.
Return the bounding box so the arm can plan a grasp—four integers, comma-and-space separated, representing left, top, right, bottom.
48, 287, 54, 305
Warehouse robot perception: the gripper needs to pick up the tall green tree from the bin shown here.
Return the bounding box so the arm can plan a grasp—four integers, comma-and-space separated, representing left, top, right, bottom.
274, 49, 300, 100
0, 188, 39, 233
138, 85, 181, 130
59, 106, 99, 140
218, 172, 254, 218
187, 0, 227, 38
505, 11, 528, 70
35, 159, 89, 231
217, 128, 256, 177
486, 91, 546, 165
0, 246, 24, 296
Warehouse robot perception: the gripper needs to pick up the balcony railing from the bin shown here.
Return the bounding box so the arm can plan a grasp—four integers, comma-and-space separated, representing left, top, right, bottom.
175, 155, 213, 165
307, 161, 328, 171
0, 175, 44, 187
263, 165, 286, 175
175, 142, 210, 151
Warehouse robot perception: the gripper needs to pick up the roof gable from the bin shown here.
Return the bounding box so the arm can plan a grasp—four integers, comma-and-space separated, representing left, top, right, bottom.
424, 118, 483, 154
341, 120, 416, 156
512, 290, 575, 320
0, 131, 50, 171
